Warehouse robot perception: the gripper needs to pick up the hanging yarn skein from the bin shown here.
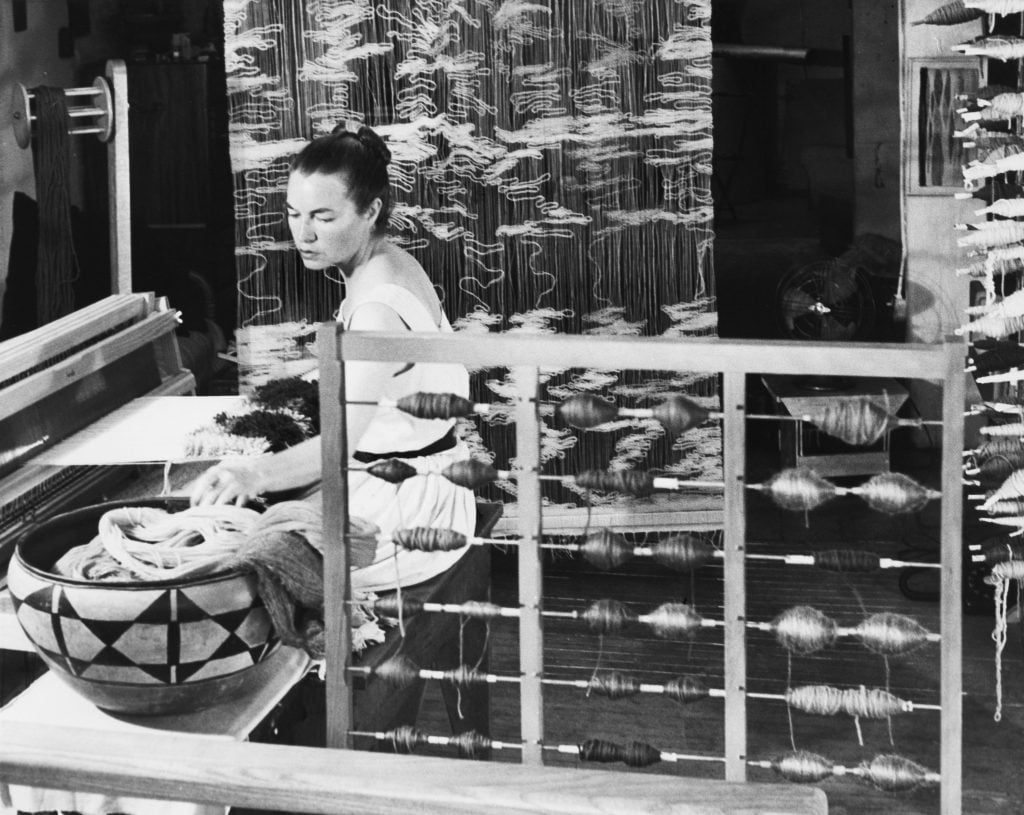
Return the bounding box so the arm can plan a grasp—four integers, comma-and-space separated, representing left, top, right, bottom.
30, 86, 79, 326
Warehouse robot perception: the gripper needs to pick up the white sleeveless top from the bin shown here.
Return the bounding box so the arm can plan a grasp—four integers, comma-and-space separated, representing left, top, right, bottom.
339, 283, 469, 456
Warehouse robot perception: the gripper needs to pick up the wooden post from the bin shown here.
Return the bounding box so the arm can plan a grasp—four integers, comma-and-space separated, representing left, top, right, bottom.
722, 370, 747, 782
515, 366, 544, 765
320, 323, 354, 749
940, 336, 965, 815
105, 60, 131, 294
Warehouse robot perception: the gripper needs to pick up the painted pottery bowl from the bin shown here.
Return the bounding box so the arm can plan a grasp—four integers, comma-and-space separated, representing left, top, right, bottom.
7, 498, 278, 715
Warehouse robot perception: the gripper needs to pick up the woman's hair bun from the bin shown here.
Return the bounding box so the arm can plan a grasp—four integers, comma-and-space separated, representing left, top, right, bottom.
330, 120, 391, 165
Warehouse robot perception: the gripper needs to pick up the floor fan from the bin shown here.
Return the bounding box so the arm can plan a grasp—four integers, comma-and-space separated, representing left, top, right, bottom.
774, 258, 877, 391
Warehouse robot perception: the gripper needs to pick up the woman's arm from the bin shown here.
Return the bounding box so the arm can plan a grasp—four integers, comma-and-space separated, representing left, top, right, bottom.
191, 301, 410, 506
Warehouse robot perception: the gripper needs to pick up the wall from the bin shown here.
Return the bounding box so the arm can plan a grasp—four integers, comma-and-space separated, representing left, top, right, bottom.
902, 0, 984, 426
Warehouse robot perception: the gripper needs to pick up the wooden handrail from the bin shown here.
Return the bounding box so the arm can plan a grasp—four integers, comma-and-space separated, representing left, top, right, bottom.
0, 722, 827, 815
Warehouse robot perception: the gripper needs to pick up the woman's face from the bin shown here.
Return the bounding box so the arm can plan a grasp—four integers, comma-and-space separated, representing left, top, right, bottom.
285, 170, 380, 271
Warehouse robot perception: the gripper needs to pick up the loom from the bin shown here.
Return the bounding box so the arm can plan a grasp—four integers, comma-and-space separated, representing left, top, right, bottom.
0, 61, 196, 573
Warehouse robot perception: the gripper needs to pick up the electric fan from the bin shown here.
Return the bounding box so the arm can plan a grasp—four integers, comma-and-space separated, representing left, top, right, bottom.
775, 258, 877, 390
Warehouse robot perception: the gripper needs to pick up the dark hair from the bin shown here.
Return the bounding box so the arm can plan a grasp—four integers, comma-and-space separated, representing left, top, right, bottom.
290, 123, 393, 234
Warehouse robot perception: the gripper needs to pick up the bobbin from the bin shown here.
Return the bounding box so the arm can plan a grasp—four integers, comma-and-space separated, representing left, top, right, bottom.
11, 77, 114, 149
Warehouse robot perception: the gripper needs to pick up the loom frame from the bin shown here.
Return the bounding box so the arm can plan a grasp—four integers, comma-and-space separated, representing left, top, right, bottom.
11, 59, 131, 295
318, 329, 966, 815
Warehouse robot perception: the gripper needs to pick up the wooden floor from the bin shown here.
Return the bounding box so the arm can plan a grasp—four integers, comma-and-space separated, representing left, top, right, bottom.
411, 428, 1024, 815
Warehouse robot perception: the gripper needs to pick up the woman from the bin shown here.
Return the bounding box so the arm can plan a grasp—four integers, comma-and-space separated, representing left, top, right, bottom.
190, 122, 476, 592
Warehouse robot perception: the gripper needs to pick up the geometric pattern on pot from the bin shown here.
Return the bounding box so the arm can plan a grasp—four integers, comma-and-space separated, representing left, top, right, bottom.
10, 575, 278, 685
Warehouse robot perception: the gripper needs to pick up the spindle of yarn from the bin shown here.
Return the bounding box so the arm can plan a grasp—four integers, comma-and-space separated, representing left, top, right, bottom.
645, 602, 704, 638
803, 399, 895, 447
578, 528, 633, 570
984, 497, 1024, 516
587, 671, 641, 700
649, 394, 711, 435
785, 685, 911, 718
772, 606, 838, 654
854, 612, 933, 655
972, 536, 1024, 564
557, 394, 619, 428
442, 459, 500, 489
385, 724, 428, 753
392, 527, 468, 552
374, 594, 424, 618
366, 458, 418, 483
768, 750, 937, 790
577, 738, 662, 767
395, 391, 477, 419
855, 472, 938, 515
812, 550, 882, 573
858, 754, 937, 792
650, 535, 717, 571
583, 599, 638, 634
756, 468, 837, 512
982, 469, 1024, 510
913, 0, 983, 25
769, 750, 836, 783
374, 655, 420, 687
575, 469, 656, 497
665, 676, 711, 704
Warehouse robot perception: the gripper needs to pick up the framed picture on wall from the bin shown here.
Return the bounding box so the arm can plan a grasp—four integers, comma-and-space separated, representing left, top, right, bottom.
906, 57, 985, 195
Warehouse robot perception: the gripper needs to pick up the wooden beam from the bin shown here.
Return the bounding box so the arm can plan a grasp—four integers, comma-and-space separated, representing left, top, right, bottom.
0, 722, 829, 815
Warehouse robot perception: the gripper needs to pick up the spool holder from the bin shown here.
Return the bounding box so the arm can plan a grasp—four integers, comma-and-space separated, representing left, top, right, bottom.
11, 77, 114, 149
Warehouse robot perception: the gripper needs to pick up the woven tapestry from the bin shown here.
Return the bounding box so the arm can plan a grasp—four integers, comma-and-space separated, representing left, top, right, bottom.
223, 0, 720, 502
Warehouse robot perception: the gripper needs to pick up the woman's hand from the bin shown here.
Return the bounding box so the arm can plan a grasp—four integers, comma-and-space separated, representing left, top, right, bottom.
189, 458, 266, 506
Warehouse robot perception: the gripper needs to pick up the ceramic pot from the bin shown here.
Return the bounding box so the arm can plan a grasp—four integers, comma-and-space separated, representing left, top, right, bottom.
7, 497, 278, 715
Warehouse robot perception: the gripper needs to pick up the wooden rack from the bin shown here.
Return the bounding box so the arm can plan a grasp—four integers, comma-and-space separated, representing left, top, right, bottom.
318, 329, 966, 814
10, 60, 132, 295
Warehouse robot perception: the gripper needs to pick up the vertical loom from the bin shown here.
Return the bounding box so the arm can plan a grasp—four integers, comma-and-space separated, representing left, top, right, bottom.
11, 59, 131, 295
319, 329, 966, 813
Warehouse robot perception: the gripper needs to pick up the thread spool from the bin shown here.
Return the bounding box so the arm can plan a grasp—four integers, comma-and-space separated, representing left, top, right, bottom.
395, 392, 477, 419
374, 655, 420, 687
769, 750, 835, 783
785, 685, 911, 718
650, 394, 711, 435
577, 738, 662, 767
857, 472, 938, 515
859, 754, 937, 792
583, 599, 638, 634
392, 527, 468, 552
579, 528, 632, 569
575, 469, 656, 497
664, 676, 711, 704
650, 535, 716, 571
558, 394, 619, 428
854, 612, 932, 655
11, 78, 114, 149
587, 671, 641, 699
803, 399, 895, 447
758, 468, 837, 511
373, 595, 424, 618
442, 459, 500, 489
772, 606, 838, 654
645, 602, 704, 638
971, 535, 1024, 564
812, 550, 882, 573
367, 458, 418, 483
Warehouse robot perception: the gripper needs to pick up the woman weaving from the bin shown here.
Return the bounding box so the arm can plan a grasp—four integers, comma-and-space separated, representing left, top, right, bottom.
190, 122, 476, 593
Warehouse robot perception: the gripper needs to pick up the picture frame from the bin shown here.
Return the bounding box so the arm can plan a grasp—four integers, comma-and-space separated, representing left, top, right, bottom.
905, 57, 985, 195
